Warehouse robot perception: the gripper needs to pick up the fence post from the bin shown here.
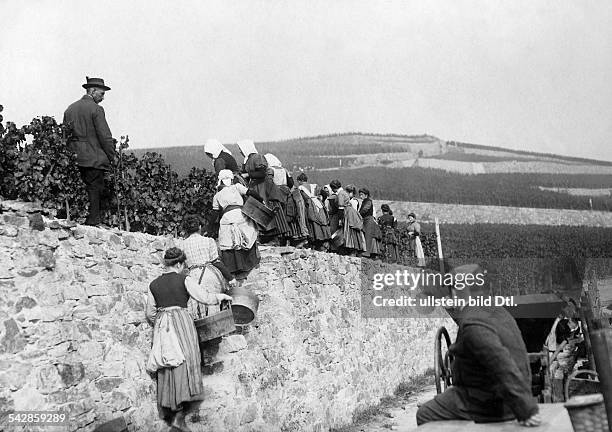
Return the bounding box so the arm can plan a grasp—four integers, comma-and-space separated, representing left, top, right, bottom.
435, 217, 444, 274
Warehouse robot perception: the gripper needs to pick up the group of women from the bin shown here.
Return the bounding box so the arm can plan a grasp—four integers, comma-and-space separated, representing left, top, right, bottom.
203, 138, 424, 261
144, 139, 426, 431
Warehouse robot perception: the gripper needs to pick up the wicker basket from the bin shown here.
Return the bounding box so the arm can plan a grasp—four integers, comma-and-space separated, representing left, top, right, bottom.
564, 393, 609, 432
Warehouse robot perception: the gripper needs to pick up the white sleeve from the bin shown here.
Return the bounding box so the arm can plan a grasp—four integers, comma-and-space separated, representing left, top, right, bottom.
145, 291, 157, 323
236, 183, 248, 196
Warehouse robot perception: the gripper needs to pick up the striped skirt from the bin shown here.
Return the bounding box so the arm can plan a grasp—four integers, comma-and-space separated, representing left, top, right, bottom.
155, 307, 204, 412
269, 201, 290, 236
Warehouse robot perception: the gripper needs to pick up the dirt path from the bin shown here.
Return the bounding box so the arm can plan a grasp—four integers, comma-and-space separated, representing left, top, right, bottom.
360, 385, 436, 432
332, 381, 438, 432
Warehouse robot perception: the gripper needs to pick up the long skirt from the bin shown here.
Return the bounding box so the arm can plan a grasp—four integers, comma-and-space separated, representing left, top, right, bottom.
270, 201, 290, 236
287, 194, 309, 241
260, 201, 290, 243
156, 308, 204, 413
381, 226, 399, 262
361, 216, 382, 257
221, 243, 260, 275
307, 220, 332, 243
343, 225, 367, 252
382, 241, 400, 263
343, 207, 366, 252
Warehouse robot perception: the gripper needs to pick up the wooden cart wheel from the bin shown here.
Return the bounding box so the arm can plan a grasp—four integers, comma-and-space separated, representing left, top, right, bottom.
434, 326, 453, 394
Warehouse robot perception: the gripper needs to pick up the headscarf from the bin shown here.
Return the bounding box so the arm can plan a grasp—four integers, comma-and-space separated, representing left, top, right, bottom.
299, 183, 323, 209
217, 169, 234, 187
264, 153, 282, 167
237, 139, 257, 157
205, 138, 232, 158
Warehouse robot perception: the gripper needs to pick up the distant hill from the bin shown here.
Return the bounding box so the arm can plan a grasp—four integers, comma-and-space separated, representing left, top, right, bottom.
130, 132, 612, 174
129, 132, 446, 174
129, 132, 612, 211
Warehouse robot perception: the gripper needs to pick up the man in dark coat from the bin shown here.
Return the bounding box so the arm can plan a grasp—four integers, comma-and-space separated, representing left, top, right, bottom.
63, 77, 116, 226
416, 264, 542, 427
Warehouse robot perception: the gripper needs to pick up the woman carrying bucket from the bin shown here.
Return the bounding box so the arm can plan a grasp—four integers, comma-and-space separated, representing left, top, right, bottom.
180, 214, 237, 318
145, 247, 231, 431
212, 169, 261, 280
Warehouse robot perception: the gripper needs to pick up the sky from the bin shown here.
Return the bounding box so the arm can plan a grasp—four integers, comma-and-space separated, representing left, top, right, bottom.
1, 0, 611, 161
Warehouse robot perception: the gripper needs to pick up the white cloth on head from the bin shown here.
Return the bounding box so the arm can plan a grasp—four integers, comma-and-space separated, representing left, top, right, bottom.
205, 139, 231, 158
264, 153, 287, 185
264, 153, 282, 167
237, 139, 257, 157
217, 169, 234, 186
299, 184, 323, 210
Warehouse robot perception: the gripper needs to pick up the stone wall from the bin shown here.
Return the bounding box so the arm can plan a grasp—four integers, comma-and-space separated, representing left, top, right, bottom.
0, 200, 454, 432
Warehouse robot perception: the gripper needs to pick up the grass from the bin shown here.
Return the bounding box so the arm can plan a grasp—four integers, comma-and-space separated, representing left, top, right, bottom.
329, 368, 435, 432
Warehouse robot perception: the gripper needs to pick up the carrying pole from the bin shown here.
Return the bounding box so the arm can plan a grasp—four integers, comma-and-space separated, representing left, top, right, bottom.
435, 217, 445, 274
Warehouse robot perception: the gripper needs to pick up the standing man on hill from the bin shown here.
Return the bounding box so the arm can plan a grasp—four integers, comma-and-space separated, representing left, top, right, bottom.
63, 77, 116, 226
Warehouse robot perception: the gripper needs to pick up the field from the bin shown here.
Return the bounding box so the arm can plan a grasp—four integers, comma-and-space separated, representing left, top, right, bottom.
373, 200, 612, 227
410, 223, 612, 297
307, 168, 612, 211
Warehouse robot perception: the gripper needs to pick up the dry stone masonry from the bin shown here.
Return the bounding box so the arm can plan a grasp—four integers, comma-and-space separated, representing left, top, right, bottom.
0, 200, 453, 432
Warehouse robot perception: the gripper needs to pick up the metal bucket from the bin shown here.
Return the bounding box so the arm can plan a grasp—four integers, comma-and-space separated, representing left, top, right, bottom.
229, 285, 260, 325
242, 196, 275, 230
194, 301, 235, 343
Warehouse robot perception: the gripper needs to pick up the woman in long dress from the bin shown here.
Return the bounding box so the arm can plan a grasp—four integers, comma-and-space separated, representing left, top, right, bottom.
145, 247, 232, 431
358, 188, 382, 259
297, 173, 331, 251
212, 169, 261, 280
407, 212, 426, 266
378, 204, 399, 263
261, 153, 291, 245
286, 179, 309, 248
329, 179, 366, 256
325, 185, 341, 252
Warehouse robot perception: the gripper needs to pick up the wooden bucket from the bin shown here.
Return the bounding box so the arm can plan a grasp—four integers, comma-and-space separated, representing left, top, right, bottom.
194, 301, 235, 343
242, 196, 275, 230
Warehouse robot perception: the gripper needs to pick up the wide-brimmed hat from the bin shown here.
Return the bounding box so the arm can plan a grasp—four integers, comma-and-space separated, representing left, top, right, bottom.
82, 77, 111, 91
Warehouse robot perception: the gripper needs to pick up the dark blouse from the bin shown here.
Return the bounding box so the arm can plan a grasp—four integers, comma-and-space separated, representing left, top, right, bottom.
378, 213, 396, 228
243, 153, 268, 180
359, 197, 374, 218
149, 272, 190, 308
213, 151, 239, 174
